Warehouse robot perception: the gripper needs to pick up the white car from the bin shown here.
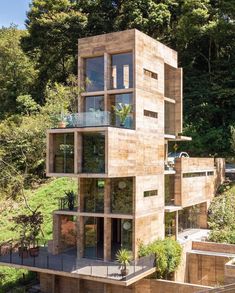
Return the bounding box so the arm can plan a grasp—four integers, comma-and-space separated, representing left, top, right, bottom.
167, 152, 189, 165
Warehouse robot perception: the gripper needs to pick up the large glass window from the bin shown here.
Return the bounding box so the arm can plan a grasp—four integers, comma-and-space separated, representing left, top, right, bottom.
165, 212, 176, 239
60, 215, 77, 250
108, 93, 133, 128
178, 205, 201, 231
111, 178, 133, 214
165, 101, 175, 135
85, 57, 104, 92
83, 179, 104, 213
84, 95, 104, 112
111, 53, 133, 89
53, 133, 74, 173
165, 175, 175, 205
111, 219, 132, 259
82, 132, 105, 173
84, 217, 104, 259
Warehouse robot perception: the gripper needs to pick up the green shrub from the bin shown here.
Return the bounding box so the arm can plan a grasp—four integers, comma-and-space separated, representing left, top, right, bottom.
138, 238, 182, 279
208, 186, 235, 244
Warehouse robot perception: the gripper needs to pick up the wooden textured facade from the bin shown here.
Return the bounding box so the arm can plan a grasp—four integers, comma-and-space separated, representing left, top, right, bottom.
0, 29, 226, 293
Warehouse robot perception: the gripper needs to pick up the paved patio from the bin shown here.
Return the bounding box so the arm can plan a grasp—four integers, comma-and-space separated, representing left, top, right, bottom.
178, 228, 210, 244
0, 247, 155, 284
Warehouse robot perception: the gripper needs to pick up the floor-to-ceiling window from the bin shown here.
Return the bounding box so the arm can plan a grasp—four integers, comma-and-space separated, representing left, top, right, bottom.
111, 177, 133, 214
53, 133, 74, 173
83, 179, 104, 213
82, 132, 105, 173
85, 57, 104, 92
111, 219, 132, 259
111, 53, 133, 89
84, 217, 104, 259
108, 93, 133, 128
178, 205, 201, 232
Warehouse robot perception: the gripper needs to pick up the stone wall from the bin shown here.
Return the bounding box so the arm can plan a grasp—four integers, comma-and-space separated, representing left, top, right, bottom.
39, 274, 212, 293
135, 279, 212, 293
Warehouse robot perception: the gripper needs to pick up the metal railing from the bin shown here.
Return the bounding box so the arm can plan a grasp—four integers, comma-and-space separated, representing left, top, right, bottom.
58, 197, 78, 211
0, 243, 155, 281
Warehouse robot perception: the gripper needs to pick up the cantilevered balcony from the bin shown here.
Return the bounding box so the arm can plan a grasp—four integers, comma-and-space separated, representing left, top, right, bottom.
0, 245, 155, 286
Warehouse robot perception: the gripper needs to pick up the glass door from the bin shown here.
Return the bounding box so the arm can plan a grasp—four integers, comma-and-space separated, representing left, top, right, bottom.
84, 217, 104, 259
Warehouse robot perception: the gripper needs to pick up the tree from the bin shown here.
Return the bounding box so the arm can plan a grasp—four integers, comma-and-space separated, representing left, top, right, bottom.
21, 0, 87, 101
231, 126, 235, 154
0, 76, 80, 199
208, 189, 235, 244
0, 27, 37, 118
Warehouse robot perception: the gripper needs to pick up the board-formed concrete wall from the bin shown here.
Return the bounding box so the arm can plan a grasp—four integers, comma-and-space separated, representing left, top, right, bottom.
40, 274, 212, 293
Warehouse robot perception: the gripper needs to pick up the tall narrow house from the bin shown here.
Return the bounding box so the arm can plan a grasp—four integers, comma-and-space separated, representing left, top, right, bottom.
0, 29, 224, 293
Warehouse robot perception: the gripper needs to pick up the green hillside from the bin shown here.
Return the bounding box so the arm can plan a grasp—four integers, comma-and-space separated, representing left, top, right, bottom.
0, 178, 77, 292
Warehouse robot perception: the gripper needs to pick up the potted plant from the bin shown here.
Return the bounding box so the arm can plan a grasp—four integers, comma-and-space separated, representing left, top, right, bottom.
57, 112, 68, 128
13, 214, 30, 258
65, 190, 76, 211
116, 248, 132, 277
112, 103, 132, 127
28, 208, 43, 257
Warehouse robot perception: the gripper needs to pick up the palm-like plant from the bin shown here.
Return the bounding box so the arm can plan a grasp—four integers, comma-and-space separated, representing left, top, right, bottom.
116, 248, 132, 276
112, 103, 132, 126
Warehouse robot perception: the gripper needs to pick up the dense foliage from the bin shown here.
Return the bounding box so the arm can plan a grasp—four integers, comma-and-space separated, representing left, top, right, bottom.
0, 27, 37, 119
0, 75, 79, 199
208, 183, 235, 243
138, 238, 182, 279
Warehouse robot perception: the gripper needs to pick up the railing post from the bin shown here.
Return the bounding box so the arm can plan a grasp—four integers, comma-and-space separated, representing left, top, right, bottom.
90, 264, 92, 275
47, 255, 49, 269
107, 265, 108, 277
61, 255, 63, 271
10, 245, 12, 263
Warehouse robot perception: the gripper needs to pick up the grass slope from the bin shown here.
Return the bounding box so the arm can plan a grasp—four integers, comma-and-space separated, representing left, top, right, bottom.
0, 178, 77, 292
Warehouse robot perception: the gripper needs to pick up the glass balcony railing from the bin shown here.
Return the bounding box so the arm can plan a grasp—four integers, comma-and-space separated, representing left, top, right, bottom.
66, 111, 111, 128
52, 111, 133, 129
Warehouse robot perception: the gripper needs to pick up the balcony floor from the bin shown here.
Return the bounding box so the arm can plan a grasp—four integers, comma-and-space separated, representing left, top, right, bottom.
0, 247, 155, 286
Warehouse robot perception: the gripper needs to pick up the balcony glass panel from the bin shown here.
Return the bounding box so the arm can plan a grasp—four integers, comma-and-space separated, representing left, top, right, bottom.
83, 179, 104, 213
85, 56, 104, 92
82, 132, 105, 173
108, 93, 133, 129
53, 133, 74, 173
66, 112, 110, 128
111, 178, 133, 214
84, 95, 104, 112
111, 53, 133, 89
